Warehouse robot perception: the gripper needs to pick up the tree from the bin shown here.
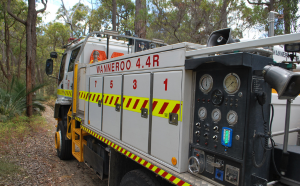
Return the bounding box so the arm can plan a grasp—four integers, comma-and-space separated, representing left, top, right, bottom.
247, 0, 299, 35
44, 22, 71, 51
147, 0, 244, 44
57, 0, 81, 38
135, 0, 146, 38
0, 0, 27, 86
7, 0, 48, 117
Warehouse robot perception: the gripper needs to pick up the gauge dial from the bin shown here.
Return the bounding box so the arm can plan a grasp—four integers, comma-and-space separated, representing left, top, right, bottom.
211, 108, 221, 122
199, 74, 213, 93
227, 110, 238, 125
211, 89, 224, 105
223, 73, 241, 94
198, 107, 207, 120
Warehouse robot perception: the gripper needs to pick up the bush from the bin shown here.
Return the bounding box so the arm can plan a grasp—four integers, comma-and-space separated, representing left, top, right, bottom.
0, 77, 45, 120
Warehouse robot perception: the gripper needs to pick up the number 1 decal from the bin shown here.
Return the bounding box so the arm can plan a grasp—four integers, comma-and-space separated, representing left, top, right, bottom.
164, 78, 168, 91
95, 80, 97, 87
133, 79, 137, 89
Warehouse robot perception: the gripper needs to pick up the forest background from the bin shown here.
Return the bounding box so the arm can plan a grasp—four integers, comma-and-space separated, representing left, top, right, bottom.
0, 0, 299, 116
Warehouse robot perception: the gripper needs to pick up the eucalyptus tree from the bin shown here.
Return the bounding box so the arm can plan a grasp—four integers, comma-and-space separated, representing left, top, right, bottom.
7, 0, 48, 117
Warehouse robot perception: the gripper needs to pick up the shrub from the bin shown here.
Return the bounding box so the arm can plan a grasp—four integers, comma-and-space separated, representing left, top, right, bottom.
0, 77, 45, 121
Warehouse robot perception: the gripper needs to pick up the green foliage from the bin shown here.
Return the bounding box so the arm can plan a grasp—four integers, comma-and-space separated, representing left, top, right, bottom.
44, 22, 71, 50
0, 115, 48, 155
0, 77, 45, 121
0, 159, 22, 177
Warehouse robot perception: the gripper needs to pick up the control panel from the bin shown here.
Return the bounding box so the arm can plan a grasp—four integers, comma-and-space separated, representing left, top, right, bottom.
193, 68, 248, 160
186, 53, 272, 186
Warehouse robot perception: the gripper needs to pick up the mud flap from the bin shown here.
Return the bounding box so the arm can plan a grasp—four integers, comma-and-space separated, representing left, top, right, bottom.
83, 145, 104, 179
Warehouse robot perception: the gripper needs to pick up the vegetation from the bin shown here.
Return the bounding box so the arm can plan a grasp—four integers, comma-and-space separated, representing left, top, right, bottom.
0, 115, 48, 154
0, 0, 299, 117
0, 77, 45, 122
0, 115, 48, 181
0, 159, 22, 178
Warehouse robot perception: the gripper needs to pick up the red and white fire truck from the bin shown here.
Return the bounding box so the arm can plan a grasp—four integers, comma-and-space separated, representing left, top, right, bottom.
46, 29, 300, 186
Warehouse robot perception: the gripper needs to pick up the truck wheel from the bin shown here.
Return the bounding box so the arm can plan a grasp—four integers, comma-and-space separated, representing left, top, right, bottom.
55, 121, 72, 160
120, 169, 161, 186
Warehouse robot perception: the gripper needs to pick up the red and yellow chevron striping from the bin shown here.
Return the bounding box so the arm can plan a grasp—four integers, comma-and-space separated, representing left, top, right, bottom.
80, 125, 191, 186
57, 89, 72, 97
79, 91, 182, 121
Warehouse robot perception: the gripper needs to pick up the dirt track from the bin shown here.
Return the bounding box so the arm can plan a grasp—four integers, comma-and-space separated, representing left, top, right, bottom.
0, 105, 108, 186
41, 105, 108, 186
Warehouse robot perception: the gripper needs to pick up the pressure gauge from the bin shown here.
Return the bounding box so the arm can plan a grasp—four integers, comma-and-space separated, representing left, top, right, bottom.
199, 74, 213, 93
223, 73, 241, 94
211, 108, 221, 122
227, 110, 238, 125
198, 107, 207, 120
211, 89, 224, 105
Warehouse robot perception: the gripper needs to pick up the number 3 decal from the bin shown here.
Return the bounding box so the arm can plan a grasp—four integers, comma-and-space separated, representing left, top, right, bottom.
110, 80, 113, 88
133, 79, 137, 89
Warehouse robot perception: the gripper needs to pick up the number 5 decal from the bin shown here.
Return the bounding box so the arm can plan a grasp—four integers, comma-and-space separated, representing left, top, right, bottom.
133, 79, 137, 89
110, 80, 113, 88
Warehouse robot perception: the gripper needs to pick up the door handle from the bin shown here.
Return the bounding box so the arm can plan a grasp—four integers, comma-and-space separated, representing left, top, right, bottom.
141, 108, 148, 118
115, 104, 120, 112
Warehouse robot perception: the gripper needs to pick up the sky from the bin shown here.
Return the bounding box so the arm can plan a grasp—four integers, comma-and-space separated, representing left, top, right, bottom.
37, 0, 83, 23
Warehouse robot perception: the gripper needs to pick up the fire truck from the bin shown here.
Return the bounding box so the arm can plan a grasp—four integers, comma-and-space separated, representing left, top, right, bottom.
46, 29, 300, 186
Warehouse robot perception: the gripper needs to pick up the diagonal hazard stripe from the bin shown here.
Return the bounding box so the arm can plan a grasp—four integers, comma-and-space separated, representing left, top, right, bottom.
80, 125, 192, 186
57, 89, 72, 97
152, 98, 181, 121
103, 94, 121, 107
78, 92, 182, 121
123, 95, 149, 113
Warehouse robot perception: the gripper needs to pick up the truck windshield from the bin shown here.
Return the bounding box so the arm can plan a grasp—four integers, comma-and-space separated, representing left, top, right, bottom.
58, 54, 67, 85
68, 47, 81, 72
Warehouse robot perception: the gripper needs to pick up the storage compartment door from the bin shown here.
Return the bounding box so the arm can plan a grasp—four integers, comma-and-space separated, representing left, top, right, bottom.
89, 77, 103, 130
102, 75, 122, 139
151, 71, 182, 167
122, 73, 150, 153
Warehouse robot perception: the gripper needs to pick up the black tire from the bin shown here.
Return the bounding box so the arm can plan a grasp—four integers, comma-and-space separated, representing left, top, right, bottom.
56, 121, 72, 160
120, 169, 161, 186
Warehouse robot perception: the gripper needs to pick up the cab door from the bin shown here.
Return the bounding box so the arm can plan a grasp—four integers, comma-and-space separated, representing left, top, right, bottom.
65, 47, 81, 98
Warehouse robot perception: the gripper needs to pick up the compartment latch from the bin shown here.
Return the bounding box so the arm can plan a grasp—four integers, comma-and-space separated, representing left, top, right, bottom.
115, 104, 121, 112
169, 113, 178, 125
141, 108, 148, 118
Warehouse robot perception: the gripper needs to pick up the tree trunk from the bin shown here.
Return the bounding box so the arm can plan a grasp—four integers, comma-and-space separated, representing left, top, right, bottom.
220, 0, 229, 28
135, 0, 146, 38
25, 0, 35, 117
7, 0, 47, 117
283, 0, 291, 34
112, 0, 117, 38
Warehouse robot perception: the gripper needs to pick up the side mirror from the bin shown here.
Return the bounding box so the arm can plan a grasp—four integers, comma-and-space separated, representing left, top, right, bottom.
46, 59, 53, 75
50, 52, 58, 58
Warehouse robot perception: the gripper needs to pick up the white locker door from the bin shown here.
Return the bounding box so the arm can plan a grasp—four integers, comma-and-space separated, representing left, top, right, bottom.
89, 77, 103, 131
151, 71, 182, 167
122, 73, 150, 153
102, 75, 122, 139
